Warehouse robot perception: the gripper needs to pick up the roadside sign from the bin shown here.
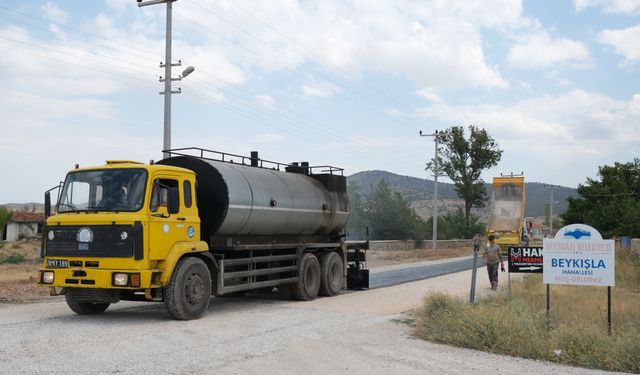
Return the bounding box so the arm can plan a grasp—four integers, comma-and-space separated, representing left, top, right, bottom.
508, 246, 543, 273
543, 224, 615, 287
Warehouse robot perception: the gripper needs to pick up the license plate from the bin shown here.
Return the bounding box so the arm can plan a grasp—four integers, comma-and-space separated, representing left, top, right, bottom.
46, 259, 69, 268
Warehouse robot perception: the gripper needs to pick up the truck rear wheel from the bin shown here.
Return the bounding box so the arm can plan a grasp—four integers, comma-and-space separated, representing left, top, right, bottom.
164, 257, 211, 320
65, 289, 110, 315
319, 252, 343, 296
292, 253, 320, 301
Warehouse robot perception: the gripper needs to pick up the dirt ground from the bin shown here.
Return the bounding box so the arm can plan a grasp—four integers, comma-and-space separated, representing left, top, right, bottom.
0, 239, 473, 304
0, 240, 52, 303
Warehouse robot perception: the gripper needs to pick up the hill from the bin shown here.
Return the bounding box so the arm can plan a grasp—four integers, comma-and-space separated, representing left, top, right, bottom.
2, 203, 44, 212
347, 170, 577, 219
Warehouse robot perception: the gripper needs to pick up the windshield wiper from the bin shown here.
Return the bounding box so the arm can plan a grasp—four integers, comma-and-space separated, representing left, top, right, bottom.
57, 203, 77, 212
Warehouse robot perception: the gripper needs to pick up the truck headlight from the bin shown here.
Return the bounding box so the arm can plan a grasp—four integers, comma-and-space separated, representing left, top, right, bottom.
42, 271, 55, 284
113, 273, 128, 286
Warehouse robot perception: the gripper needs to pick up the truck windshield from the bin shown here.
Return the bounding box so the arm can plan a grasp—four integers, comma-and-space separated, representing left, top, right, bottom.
58, 169, 147, 212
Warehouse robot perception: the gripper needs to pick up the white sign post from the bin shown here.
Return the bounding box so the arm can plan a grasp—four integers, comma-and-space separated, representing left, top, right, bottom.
543, 224, 615, 334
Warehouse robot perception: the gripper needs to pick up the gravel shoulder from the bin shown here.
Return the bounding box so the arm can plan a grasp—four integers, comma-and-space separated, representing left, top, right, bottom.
0, 265, 619, 374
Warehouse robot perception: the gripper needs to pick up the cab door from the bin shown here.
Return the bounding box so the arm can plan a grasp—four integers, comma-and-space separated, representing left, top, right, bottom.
148, 176, 185, 260
180, 177, 201, 244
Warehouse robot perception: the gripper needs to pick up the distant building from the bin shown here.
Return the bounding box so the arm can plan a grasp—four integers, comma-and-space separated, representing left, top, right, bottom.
524, 217, 548, 240
1, 211, 45, 241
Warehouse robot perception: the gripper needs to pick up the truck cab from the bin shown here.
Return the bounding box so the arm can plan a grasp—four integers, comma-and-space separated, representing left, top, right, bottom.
39, 161, 209, 316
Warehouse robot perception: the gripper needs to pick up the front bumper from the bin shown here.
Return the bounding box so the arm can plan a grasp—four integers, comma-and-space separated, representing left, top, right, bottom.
37, 268, 156, 289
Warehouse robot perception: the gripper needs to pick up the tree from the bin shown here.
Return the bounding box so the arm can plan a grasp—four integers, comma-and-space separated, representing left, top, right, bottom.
346, 181, 369, 240
562, 159, 640, 238
0, 206, 12, 236
363, 179, 427, 240
427, 125, 502, 237
425, 207, 485, 240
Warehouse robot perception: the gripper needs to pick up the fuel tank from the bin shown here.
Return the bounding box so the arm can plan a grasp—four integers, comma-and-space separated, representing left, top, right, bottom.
158, 156, 350, 244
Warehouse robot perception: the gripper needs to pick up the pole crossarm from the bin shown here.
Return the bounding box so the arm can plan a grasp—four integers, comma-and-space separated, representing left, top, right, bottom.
137, 0, 185, 159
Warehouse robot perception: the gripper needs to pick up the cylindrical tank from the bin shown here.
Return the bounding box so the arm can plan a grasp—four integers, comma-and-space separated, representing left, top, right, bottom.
158, 156, 350, 243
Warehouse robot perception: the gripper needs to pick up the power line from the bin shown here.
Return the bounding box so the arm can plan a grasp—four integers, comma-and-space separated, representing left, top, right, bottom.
0, 5, 422, 169
189, 0, 421, 130
1, 26, 414, 166
0, 44, 157, 86
225, 0, 424, 121
1, 26, 156, 73
0, 5, 161, 61
188, 69, 419, 163
173, 9, 421, 131
183, 86, 406, 170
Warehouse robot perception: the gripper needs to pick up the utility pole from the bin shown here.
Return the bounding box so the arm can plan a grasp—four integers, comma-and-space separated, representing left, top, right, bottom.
138, 0, 194, 159
546, 185, 557, 237
419, 130, 440, 252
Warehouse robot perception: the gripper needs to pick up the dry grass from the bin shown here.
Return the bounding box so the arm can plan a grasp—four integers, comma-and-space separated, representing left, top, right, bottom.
0, 239, 41, 280
413, 247, 640, 373
0, 240, 51, 303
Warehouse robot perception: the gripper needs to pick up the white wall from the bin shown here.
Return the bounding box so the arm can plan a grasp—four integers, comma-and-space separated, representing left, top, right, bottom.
5, 222, 38, 241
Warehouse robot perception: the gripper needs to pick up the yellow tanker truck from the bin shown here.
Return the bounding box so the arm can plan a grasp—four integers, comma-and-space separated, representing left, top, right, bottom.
37, 148, 368, 320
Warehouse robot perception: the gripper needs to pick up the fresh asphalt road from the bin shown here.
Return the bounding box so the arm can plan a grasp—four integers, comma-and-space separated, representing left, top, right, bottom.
369, 256, 479, 289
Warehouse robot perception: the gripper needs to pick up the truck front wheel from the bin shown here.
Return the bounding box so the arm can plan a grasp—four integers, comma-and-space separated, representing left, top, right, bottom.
65, 289, 110, 315
164, 257, 212, 320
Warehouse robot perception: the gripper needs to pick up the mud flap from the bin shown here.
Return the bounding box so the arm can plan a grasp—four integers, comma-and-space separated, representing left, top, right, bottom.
347, 267, 369, 290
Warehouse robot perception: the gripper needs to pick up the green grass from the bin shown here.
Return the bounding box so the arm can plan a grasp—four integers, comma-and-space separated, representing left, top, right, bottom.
0, 252, 27, 264
413, 248, 640, 373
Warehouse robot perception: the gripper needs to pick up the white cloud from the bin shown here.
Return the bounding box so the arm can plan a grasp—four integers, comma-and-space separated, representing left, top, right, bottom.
40, 3, 69, 24
507, 32, 590, 69
418, 90, 640, 156
416, 89, 442, 102
597, 24, 640, 64
573, 0, 640, 15
414, 90, 640, 182
175, 0, 522, 90
255, 94, 276, 110
301, 79, 341, 98
105, 0, 131, 12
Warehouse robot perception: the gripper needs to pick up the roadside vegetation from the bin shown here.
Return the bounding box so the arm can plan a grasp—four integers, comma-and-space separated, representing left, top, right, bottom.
0, 239, 41, 279
413, 248, 640, 373
347, 179, 485, 241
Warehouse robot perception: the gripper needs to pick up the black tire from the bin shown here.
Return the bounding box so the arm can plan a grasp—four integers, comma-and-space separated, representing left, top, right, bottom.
277, 284, 294, 300
291, 253, 321, 301
319, 252, 343, 297
164, 257, 212, 320
65, 289, 110, 315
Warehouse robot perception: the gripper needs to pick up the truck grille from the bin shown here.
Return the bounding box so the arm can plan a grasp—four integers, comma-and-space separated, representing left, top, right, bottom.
45, 225, 133, 258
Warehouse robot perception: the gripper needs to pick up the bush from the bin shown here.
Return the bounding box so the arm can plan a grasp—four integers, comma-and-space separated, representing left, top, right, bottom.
415, 294, 548, 359
414, 283, 640, 373
0, 252, 26, 264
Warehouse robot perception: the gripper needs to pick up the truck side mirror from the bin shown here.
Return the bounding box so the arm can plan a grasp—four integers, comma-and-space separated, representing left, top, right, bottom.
44, 191, 51, 218
167, 187, 180, 214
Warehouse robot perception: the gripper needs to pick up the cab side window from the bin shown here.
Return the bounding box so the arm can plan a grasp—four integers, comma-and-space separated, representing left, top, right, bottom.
183, 180, 192, 208
150, 179, 179, 212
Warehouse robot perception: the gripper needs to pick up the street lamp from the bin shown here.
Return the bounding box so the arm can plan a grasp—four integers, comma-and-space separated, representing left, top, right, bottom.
138, 0, 194, 159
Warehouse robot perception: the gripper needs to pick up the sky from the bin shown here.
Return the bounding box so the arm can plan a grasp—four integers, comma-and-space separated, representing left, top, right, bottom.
1, 0, 639, 203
